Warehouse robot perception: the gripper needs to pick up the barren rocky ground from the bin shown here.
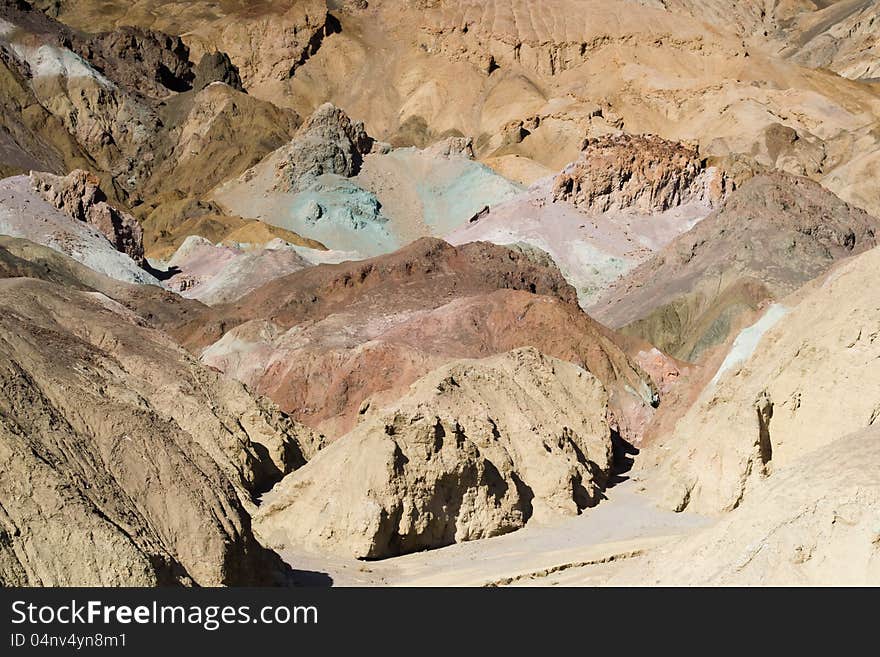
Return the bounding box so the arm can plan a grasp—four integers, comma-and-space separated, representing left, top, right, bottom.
1, 0, 879, 587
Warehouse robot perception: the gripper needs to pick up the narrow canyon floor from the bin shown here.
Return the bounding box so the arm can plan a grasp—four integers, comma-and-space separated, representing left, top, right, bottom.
282, 481, 710, 587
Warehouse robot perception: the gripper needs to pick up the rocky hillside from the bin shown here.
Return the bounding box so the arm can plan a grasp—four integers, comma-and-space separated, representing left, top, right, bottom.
176, 238, 661, 442
0, 247, 319, 585
0, 174, 159, 286
256, 348, 615, 559
638, 244, 880, 515
0, 0, 878, 586
590, 172, 880, 362
212, 104, 524, 256
551, 134, 727, 215
0, 235, 203, 329
774, 0, 880, 80
612, 427, 880, 585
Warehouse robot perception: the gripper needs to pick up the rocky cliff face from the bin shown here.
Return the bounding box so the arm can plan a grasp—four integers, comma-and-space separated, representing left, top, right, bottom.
193, 51, 243, 92
256, 348, 614, 559
28, 0, 333, 92
74, 26, 194, 98
0, 3, 161, 197
1, 0, 878, 586
0, 175, 158, 286
552, 134, 729, 214
414, 0, 726, 78
31, 169, 146, 265
0, 272, 318, 586
0, 0, 300, 221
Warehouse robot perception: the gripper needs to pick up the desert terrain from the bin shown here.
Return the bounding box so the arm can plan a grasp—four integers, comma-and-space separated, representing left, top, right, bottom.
1, 0, 879, 587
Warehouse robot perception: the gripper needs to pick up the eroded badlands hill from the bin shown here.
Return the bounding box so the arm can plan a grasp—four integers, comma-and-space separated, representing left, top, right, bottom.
590, 172, 880, 362
449, 133, 728, 306
256, 348, 616, 559
0, 174, 158, 286
176, 238, 663, 442
7, 0, 880, 245
0, 245, 319, 586
212, 104, 524, 256
0, 0, 878, 586
612, 427, 880, 586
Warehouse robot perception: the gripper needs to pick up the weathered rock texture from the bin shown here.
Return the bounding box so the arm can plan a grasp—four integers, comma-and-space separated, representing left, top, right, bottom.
0, 4, 161, 196
639, 244, 880, 515
776, 1, 880, 80
447, 157, 718, 308
0, 2, 94, 178
614, 427, 880, 586
11, 0, 880, 225
425, 135, 476, 160
274, 102, 374, 191
165, 236, 313, 306
194, 51, 243, 92
0, 275, 318, 586
0, 175, 157, 286
591, 172, 880, 362
31, 169, 146, 265
0, 0, 312, 249
256, 348, 613, 559
0, 235, 203, 331
213, 127, 522, 258
178, 237, 578, 350
138, 81, 302, 243
75, 26, 194, 98
552, 134, 729, 214
28, 0, 333, 93
142, 209, 325, 261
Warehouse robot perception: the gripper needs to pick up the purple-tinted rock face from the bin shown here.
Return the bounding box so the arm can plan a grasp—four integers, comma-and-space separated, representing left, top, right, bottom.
31, 170, 146, 265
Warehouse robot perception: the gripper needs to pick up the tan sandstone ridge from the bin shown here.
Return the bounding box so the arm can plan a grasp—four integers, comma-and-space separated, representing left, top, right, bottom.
281, 0, 880, 217
0, 235, 203, 330
30, 1, 332, 95
0, 2, 324, 253
30, 169, 146, 265
138, 81, 303, 207
255, 348, 614, 559
0, 258, 320, 585
637, 244, 880, 516
773, 1, 880, 81
590, 172, 880, 362
611, 427, 880, 586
